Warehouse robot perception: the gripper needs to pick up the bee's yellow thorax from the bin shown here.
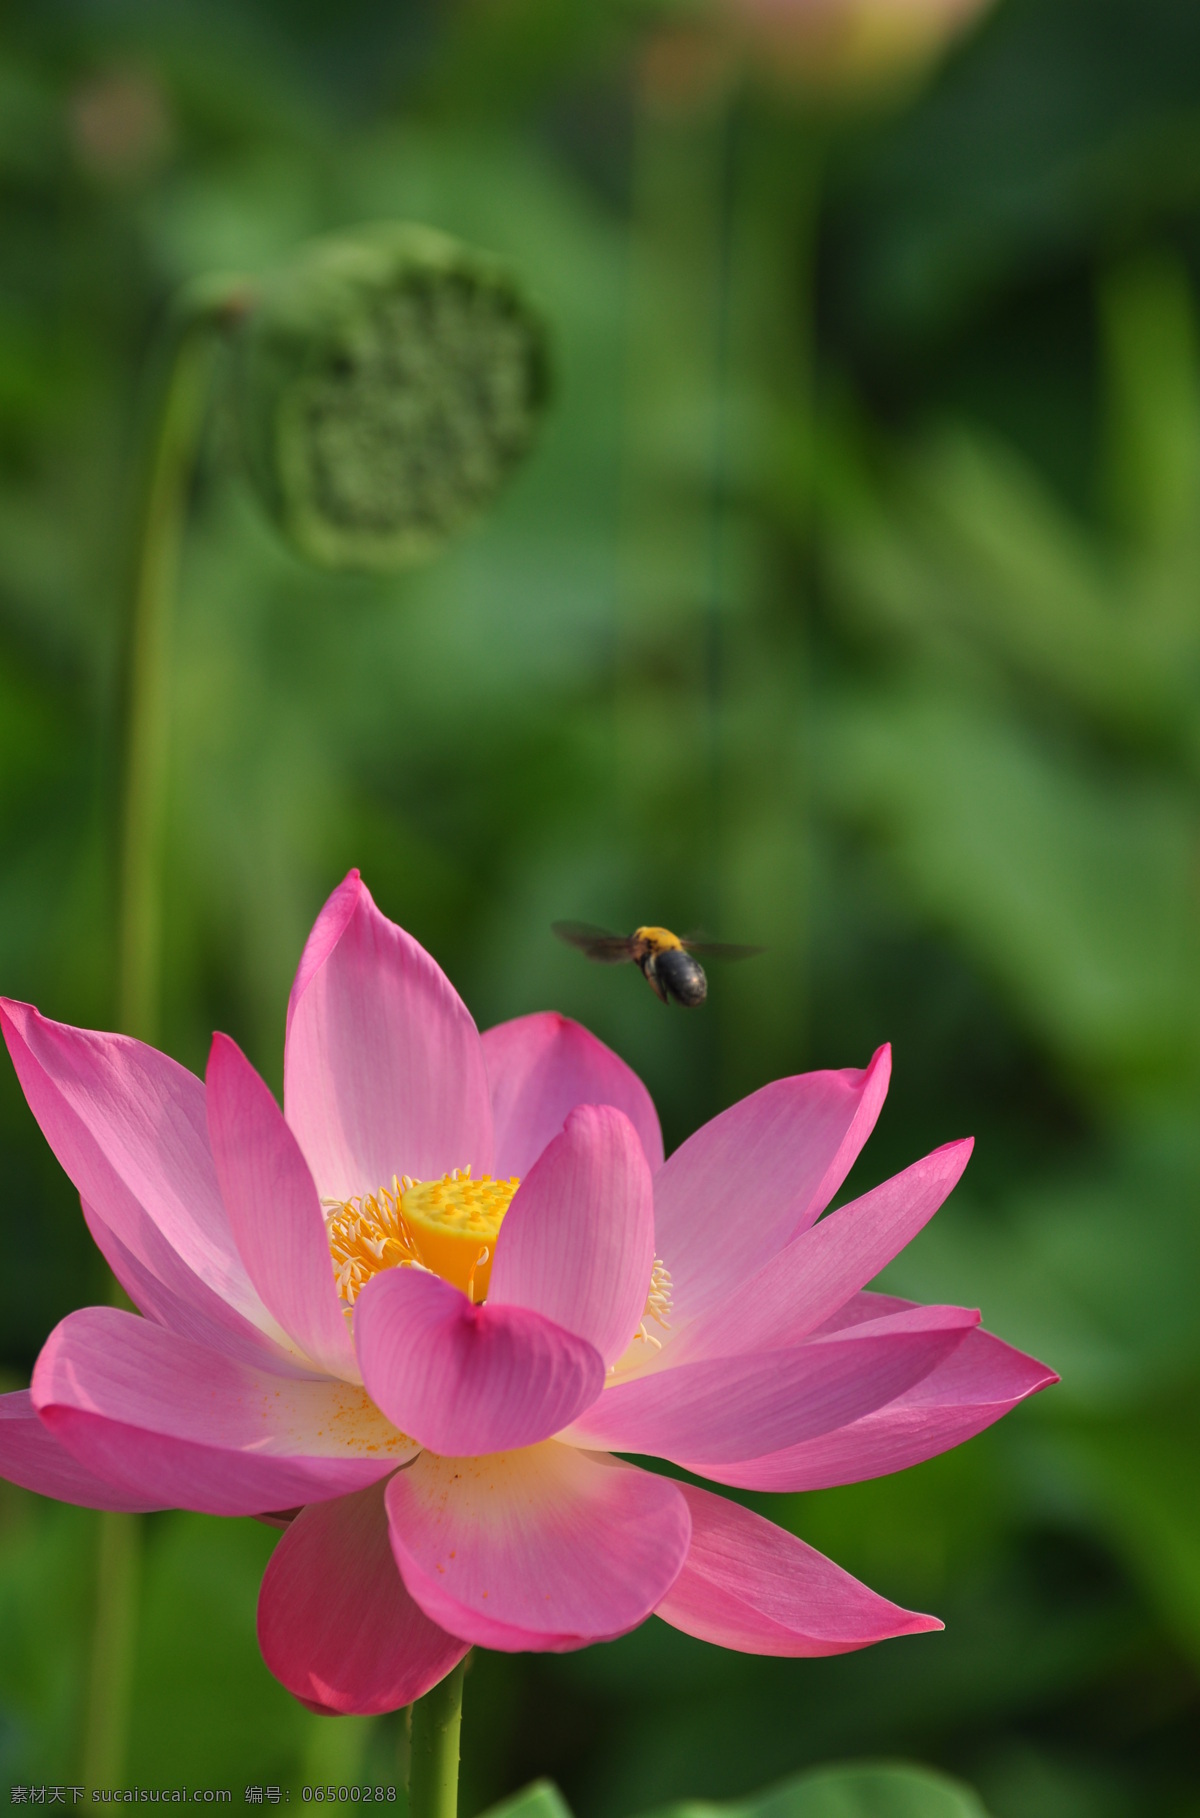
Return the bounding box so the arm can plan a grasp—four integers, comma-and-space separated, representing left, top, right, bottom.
634, 925, 683, 953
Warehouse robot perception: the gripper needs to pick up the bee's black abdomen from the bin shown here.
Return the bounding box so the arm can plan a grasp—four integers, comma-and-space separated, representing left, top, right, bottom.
654, 948, 707, 1007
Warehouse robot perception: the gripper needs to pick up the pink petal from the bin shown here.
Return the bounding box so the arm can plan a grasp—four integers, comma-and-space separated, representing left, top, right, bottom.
673, 1139, 973, 1363
815, 1289, 918, 1329
488, 1105, 655, 1367
206, 1034, 357, 1381
482, 1012, 663, 1177
689, 1324, 1057, 1490
0, 1389, 166, 1512
563, 1307, 977, 1464
385, 1444, 691, 1651
79, 1198, 313, 1375
283, 873, 493, 1201
655, 1482, 940, 1653
0, 999, 292, 1362
652, 1045, 891, 1323
354, 1267, 604, 1455
258, 1480, 468, 1714
32, 1308, 415, 1516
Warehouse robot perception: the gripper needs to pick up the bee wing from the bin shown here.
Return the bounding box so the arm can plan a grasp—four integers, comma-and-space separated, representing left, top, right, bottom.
680, 937, 766, 961
552, 921, 637, 963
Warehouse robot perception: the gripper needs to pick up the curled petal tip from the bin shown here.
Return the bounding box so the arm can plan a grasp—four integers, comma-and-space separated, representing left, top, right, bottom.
922, 1135, 974, 1181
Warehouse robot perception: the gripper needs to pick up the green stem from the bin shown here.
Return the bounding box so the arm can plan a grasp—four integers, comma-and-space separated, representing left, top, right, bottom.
116, 273, 250, 1045
615, 74, 731, 912
81, 1509, 141, 1790
82, 272, 249, 1793
712, 104, 823, 1104
408, 1657, 469, 1818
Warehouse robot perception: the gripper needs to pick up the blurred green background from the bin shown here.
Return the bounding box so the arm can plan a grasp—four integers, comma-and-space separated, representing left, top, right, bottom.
2, 0, 1199, 1812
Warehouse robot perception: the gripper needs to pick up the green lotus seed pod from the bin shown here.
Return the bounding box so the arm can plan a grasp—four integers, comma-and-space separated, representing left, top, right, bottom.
235, 222, 551, 571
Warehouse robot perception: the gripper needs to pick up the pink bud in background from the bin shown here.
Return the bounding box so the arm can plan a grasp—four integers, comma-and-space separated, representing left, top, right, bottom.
696, 0, 997, 99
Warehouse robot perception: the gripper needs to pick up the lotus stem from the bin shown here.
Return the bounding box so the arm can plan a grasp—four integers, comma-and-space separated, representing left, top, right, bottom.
83, 272, 250, 1793
116, 273, 251, 1047
81, 1508, 141, 1790
408, 1657, 469, 1818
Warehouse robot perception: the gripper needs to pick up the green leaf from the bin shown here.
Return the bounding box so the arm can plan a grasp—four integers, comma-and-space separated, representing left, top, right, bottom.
480, 1782, 575, 1818
828, 418, 1200, 740
1100, 252, 1200, 549
642, 1763, 990, 1818
822, 685, 1200, 1081
1057, 1409, 1200, 1669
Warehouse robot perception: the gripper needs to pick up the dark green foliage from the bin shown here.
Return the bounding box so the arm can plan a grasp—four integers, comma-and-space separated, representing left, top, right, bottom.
490, 1765, 989, 1818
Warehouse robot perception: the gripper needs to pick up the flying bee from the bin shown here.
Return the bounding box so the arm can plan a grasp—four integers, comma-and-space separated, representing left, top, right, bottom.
552, 922, 763, 1007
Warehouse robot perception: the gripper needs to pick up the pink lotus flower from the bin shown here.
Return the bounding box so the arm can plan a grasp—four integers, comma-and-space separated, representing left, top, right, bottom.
0, 872, 1053, 1713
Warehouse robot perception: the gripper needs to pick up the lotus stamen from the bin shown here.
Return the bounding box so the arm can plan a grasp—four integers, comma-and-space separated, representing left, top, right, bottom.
325, 1170, 519, 1305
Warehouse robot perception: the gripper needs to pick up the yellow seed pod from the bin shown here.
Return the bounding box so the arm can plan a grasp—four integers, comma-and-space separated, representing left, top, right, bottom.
235, 221, 551, 572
